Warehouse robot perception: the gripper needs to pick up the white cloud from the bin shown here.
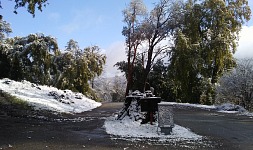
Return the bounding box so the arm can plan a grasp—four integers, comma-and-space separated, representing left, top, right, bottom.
102, 38, 173, 77
60, 22, 81, 34
234, 26, 253, 59
103, 41, 126, 77
59, 9, 105, 34
48, 12, 61, 22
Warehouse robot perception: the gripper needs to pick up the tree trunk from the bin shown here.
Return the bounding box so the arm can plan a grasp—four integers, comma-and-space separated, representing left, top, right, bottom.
125, 39, 139, 96
125, 45, 132, 96
142, 47, 153, 92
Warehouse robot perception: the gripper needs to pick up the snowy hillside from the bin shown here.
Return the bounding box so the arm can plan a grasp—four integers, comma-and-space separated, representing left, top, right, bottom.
0, 78, 101, 114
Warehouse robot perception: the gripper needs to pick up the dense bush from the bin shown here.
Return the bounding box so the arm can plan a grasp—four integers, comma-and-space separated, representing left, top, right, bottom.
0, 34, 106, 100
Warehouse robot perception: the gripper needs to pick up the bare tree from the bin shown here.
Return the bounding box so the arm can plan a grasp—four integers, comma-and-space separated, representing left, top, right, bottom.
140, 0, 183, 91
122, 0, 183, 94
122, 0, 147, 96
216, 59, 253, 111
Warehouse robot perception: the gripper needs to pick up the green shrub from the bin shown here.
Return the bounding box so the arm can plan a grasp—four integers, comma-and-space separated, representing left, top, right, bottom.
0, 91, 32, 110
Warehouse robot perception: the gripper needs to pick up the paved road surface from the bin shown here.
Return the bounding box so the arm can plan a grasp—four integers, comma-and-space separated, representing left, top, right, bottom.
0, 102, 253, 150
174, 106, 253, 150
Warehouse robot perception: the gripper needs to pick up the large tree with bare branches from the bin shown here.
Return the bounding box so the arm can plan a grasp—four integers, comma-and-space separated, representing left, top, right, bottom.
121, 0, 147, 96
118, 0, 183, 95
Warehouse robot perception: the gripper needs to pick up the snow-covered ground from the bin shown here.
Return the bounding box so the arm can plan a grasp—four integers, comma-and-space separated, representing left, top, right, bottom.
104, 116, 202, 142
1, 78, 252, 143
0, 78, 101, 113
104, 100, 204, 143
104, 101, 253, 143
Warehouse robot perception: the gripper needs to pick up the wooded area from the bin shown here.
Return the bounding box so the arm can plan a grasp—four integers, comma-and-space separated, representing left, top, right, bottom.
0, 0, 252, 110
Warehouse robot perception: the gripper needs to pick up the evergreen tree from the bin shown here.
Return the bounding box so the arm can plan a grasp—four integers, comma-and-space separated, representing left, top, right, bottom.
169, 31, 203, 103
0, 16, 12, 78
0, 15, 12, 42
149, 59, 171, 100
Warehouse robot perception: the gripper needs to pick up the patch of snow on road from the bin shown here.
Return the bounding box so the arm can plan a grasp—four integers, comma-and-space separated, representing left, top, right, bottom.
104, 116, 202, 142
0, 78, 101, 114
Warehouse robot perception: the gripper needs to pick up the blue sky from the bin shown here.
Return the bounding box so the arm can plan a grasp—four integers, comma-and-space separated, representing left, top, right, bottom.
1, 0, 253, 76
1, 0, 130, 49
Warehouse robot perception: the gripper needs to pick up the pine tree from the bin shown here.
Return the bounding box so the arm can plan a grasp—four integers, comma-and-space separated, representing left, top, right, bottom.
0, 16, 12, 78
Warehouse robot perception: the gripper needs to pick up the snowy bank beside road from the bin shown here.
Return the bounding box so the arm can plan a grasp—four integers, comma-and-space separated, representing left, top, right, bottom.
166, 102, 216, 110
0, 78, 101, 114
167, 102, 253, 116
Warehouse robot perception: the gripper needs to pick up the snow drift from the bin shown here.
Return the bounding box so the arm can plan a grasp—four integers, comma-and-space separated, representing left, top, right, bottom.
0, 78, 101, 113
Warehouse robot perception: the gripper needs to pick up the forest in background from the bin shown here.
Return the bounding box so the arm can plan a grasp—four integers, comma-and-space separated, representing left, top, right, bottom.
114, 0, 252, 111
0, 0, 252, 111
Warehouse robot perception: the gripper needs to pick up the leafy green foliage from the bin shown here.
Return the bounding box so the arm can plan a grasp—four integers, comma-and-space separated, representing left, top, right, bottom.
0, 35, 106, 100
168, 31, 203, 103
168, 0, 251, 104
83, 46, 106, 79
0, 16, 12, 77
148, 60, 172, 100
117, 0, 251, 104
0, 0, 48, 17
51, 40, 106, 99
0, 91, 31, 110
6, 33, 59, 84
